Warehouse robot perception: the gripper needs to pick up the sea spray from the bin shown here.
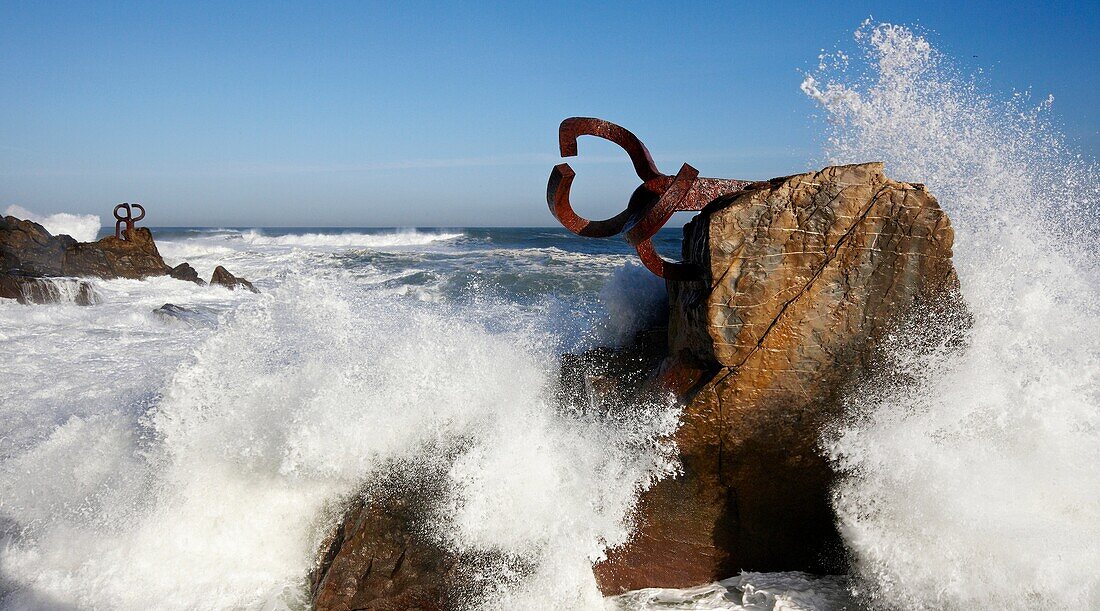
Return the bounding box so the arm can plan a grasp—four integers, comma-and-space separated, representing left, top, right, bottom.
597, 262, 668, 347
4, 205, 101, 243
803, 22, 1100, 609
239, 228, 464, 248
0, 267, 680, 610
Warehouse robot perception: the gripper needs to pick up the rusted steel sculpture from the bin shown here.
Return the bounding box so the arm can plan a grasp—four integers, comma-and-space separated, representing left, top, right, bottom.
548, 117, 754, 280
113, 203, 146, 240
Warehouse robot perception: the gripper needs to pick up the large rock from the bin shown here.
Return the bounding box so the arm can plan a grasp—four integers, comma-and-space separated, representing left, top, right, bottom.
62, 227, 172, 278
594, 162, 960, 592
0, 216, 76, 276
310, 472, 503, 611
1, 215, 170, 279
210, 265, 259, 293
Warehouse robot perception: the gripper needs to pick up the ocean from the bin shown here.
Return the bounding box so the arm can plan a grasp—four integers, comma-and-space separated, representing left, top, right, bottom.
2, 22, 1098, 611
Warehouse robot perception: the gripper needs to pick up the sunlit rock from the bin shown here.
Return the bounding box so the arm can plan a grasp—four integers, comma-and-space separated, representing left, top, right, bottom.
595, 162, 962, 592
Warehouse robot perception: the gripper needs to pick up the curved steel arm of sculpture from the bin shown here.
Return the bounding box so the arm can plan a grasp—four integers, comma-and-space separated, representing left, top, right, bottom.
546, 117, 754, 280
114, 203, 146, 240
547, 117, 662, 238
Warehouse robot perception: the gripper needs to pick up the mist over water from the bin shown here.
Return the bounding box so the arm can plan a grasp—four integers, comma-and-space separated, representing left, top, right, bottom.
803, 22, 1100, 609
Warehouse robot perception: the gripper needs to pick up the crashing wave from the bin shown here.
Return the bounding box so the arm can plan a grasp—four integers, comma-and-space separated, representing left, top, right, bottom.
238, 229, 464, 248
4, 205, 101, 243
804, 21, 1100, 610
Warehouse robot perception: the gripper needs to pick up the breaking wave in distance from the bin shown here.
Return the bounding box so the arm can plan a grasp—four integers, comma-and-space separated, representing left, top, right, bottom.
239, 229, 464, 248
803, 22, 1100, 609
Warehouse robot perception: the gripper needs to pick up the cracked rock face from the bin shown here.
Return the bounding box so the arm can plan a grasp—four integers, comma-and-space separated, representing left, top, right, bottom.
311, 493, 458, 611
595, 162, 960, 592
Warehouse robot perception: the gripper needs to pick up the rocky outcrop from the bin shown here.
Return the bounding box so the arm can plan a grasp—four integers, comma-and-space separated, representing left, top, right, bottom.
593, 162, 961, 592
311, 162, 962, 607
61, 227, 172, 278
1, 214, 256, 303
1, 215, 171, 280
310, 470, 515, 611
168, 262, 205, 285
210, 265, 258, 293
0, 216, 77, 276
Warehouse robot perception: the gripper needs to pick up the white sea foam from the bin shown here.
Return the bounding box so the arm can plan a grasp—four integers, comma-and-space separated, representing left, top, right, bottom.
0, 268, 680, 610
239, 229, 463, 248
5, 277, 100, 305
4, 205, 101, 243
155, 239, 237, 261
609, 572, 855, 610
803, 21, 1100, 609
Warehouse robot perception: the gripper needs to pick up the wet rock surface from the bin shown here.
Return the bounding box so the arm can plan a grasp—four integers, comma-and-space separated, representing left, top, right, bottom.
168, 262, 205, 285
311, 493, 457, 611
210, 265, 259, 293
152, 303, 218, 327
310, 473, 502, 611
594, 162, 961, 592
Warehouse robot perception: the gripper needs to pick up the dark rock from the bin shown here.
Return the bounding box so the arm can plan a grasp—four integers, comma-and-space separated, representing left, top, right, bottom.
0, 216, 72, 276
312, 493, 457, 611
152, 303, 217, 327
209, 265, 259, 293
311, 467, 515, 611
593, 162, 962, 593
168, 262, 205, 285
558, 326, 668, 414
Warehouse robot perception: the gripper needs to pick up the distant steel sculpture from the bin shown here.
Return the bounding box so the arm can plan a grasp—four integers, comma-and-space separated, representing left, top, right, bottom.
113, 203, 146, 240
547, 117, 754, 280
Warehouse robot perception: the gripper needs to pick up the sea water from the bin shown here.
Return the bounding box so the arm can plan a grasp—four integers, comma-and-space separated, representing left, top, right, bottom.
1, 22, 1097, 611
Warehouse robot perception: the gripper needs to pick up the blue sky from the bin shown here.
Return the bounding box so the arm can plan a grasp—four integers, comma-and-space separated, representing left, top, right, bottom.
1, 1, 1097, 227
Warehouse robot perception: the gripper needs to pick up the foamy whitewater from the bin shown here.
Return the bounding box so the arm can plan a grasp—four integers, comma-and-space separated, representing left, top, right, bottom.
3, 205, 100, 243
1, 22, 1097, 611
802, 22, 1100, 609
